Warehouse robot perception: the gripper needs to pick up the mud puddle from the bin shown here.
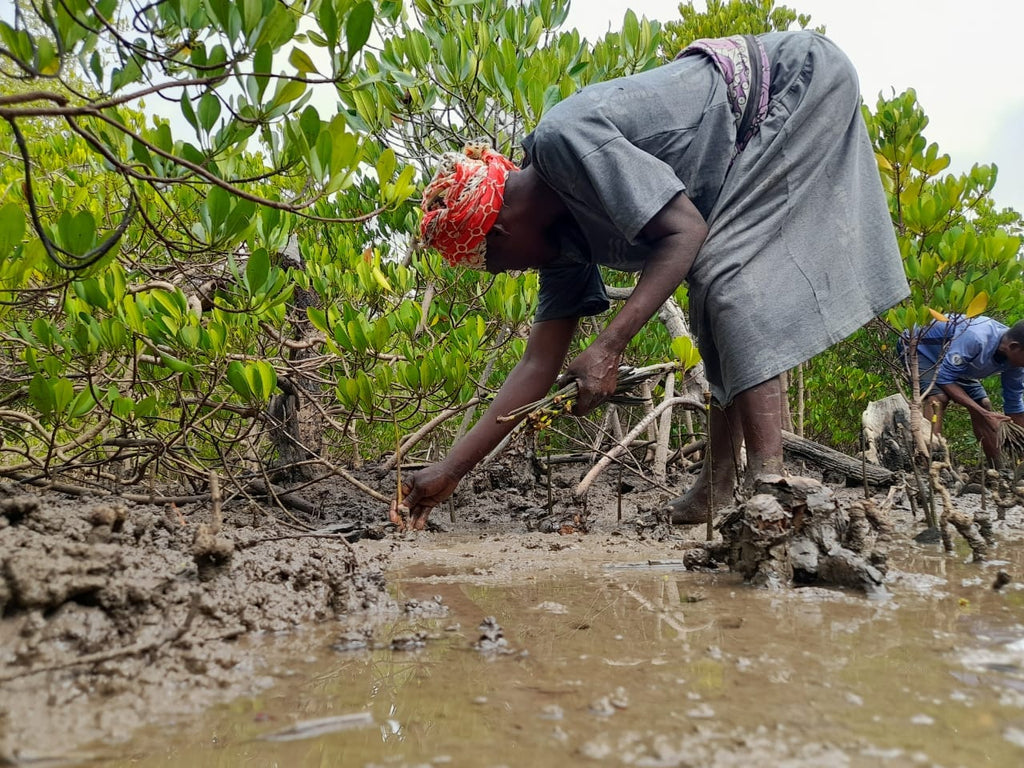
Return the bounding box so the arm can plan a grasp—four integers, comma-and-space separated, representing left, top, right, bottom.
53, 540, 1024, 768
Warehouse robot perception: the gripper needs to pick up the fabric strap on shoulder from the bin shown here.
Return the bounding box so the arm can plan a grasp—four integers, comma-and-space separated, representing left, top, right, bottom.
676, 34, 771, 152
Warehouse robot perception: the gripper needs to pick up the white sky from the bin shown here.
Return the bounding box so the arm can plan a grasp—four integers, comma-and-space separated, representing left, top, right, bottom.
565, 0, 1024, 216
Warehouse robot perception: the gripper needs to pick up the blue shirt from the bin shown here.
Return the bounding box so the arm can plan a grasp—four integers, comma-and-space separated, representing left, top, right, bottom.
915, 315, 1024, 413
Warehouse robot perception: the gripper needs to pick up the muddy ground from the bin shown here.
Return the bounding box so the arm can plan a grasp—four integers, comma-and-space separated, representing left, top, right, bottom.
0, 450, 1017, 761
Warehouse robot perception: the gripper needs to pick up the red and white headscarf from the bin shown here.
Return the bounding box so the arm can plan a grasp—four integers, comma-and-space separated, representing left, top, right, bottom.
419, 142, 518, 269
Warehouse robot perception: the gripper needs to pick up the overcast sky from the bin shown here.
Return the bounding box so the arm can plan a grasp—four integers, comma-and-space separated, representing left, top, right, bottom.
565, 0, 1024, 216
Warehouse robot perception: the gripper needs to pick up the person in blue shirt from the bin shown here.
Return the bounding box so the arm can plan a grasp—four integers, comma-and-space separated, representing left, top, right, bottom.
906, 315, 1024, 463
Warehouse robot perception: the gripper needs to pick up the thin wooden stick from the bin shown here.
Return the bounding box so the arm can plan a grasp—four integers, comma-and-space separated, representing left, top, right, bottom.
704, 390, 714, 542
573, 395, 703, 499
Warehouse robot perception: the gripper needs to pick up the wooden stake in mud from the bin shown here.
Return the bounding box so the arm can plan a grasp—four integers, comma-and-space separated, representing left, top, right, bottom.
616, 462, 623, 523
704, 390, 713, 542
980, 444, 987, 518
389, 397, 406, 528
860, 432, 869, 500
209, 469, 222, 535
547, 446, 553, 516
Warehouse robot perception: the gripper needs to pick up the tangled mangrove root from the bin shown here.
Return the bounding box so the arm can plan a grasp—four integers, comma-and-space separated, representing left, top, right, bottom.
704, 476, 893, 596
930, 458, 989, 560
998, 421, 1024, 464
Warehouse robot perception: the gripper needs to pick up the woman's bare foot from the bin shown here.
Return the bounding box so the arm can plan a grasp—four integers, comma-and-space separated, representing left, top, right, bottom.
661, 481, 735, 525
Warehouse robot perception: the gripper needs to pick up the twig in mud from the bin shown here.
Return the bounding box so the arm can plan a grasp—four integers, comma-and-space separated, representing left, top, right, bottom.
704, 390, 714, 542
0, 472, 214, 505
390, 396, 406, 529
540, 425, 677, 497
380, 398, 482, 472
209, 469, 222, 535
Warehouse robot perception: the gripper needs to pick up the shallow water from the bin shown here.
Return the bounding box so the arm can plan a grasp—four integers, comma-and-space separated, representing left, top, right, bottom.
81, 543, 1024, 767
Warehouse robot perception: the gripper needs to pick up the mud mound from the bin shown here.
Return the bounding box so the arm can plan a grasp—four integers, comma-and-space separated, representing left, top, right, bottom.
0, 485, 393, 758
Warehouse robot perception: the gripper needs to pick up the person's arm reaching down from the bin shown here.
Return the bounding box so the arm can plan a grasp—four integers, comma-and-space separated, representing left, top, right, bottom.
939, 381, 1010, 446
565, 192, 708, 415
389, 315, 577, 530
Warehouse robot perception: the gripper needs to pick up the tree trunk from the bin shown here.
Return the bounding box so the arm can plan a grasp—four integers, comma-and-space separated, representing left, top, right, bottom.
267, 235, 324, 482
861, 394, 915, 472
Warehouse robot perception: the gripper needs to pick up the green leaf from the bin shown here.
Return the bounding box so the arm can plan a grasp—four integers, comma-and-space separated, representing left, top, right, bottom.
111, 396, 134, 419
376, 147, 396, 181
135, 395, 158, 418
307, 306, 328, 332
0, 202, 26, 257
289, 47, 318, 75
270, 77, 307, 111
29, 375, 55, 419
251, 44, 273, 101
243, 363, 261, 399
36, 37, 59, 76
245, 248, 270, 294
178, 325, 201, 348
0, 22, 33, 66
255, 361, 277, 399
198, 92, 222, 132
72, 278, 110, 310
180, 92, 198, 130
345, 1, 375, 59
226, 360, 251, 398
110, 55, 142, 92
157, 350, 195, 373
258, 3, 297, 49
318, 0, 339, 47
206, 322, 227, 355
52, 378, 74, 414
223, 199, 255, 241
57, 210, 96, 255
69, 389, 97, 419
670, 336, 702, 370
299, 105, 321, 144
206, 185, 230, 235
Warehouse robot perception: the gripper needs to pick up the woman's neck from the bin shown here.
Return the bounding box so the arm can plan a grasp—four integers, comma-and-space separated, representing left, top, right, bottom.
504, 166, 566, 229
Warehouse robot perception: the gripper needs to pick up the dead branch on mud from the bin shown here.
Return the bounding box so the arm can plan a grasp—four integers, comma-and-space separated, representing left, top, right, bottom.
574, 395, 705, 499
781, 431, 895, 486
380, 398, 483, 472
237, 530, 359, 554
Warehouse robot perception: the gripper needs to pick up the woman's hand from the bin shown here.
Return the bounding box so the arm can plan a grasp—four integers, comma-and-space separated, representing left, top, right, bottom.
563, 343, 622, 416
388, 463, 463, 531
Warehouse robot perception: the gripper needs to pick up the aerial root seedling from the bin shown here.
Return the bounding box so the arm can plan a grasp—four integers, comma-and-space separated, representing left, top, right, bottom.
498, 362, 682, 424
998, 421, 1024, 464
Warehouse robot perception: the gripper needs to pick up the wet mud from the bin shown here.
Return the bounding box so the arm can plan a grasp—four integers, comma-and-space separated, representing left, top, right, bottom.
2, 464, 1024, 766
0, 485, 393, 761
52, 538, 1024, 767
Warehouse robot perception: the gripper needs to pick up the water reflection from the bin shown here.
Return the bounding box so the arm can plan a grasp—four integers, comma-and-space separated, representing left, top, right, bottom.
84, 545, 1024, 767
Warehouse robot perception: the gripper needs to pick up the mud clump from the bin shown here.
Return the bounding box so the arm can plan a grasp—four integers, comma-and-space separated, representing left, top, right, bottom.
474, 616, 516, 655
88, 502, 127, 532
0, 485, 392, 756
712, 475, 891, 596
192, 522, 235, 581
0, 494, 39, 526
